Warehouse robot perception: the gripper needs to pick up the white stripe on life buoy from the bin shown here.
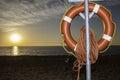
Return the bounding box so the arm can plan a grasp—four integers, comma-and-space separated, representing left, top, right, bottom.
102, 34, 112, 41
74, 44, 77, 52
64, 16, 72, 23
93, 4, 100, 13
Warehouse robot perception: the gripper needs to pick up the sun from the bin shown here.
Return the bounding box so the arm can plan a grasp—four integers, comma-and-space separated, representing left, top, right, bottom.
10, 33, 21, 43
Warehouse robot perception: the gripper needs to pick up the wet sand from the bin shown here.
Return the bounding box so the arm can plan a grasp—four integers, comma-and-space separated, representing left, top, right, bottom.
0, 55, 120, 80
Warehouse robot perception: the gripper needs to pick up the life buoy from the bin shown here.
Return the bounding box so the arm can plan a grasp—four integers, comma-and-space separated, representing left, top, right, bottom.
61, 2, 115, 52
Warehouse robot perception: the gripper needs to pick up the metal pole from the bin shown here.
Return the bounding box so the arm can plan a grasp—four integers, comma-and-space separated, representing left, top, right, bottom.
84, 0, 91, 80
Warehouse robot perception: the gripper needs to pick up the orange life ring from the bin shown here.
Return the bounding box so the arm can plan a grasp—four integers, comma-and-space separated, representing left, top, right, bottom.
61, 2, 115, 52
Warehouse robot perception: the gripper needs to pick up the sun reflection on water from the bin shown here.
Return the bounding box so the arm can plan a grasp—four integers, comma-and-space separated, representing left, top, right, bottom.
12, 46, 18, 56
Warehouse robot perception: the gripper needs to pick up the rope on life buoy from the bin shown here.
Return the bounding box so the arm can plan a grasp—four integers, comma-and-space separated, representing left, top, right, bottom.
73, 26, 98, 80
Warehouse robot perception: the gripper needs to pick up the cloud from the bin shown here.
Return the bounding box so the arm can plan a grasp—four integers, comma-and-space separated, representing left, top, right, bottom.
104, 0, 120, 6
0, 0, 72, 26
0, 27, 17, 32
1, 0, 118, 27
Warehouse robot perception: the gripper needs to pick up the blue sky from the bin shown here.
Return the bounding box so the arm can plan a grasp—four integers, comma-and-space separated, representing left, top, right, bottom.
0, 0, 120, 46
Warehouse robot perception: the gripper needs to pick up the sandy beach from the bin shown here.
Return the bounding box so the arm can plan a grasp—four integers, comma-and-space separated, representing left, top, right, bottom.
0, 55, 120, 80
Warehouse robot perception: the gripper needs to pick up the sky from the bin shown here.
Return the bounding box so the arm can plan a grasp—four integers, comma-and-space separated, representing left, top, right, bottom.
0, 0, 120, 46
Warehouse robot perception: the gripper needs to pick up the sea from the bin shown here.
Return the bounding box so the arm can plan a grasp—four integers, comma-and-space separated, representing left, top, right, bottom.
0, 46, 68, 56
0, 46, 120, 56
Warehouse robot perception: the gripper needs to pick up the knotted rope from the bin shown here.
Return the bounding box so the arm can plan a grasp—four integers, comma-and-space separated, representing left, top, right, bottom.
73, 26, 98, 80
